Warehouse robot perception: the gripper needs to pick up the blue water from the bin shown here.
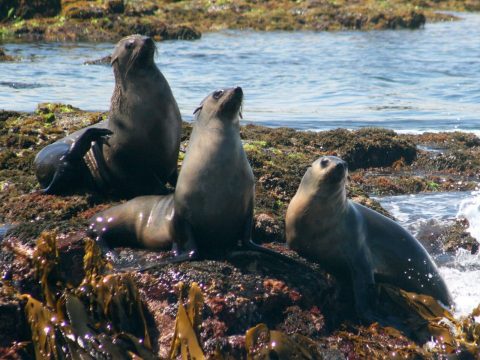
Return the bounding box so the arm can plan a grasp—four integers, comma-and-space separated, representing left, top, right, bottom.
1, 13, 480, 133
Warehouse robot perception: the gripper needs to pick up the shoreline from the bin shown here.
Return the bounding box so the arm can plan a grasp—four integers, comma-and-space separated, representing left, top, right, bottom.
1, 1, 479, 42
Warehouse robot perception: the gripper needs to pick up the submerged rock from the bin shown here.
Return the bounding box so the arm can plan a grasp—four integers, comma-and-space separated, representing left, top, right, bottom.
0, 47, 16, 62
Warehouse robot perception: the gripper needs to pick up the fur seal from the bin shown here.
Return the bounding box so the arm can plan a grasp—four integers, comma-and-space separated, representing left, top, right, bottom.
89, 87, 290, 264
89, 195, 174, 252
34, 34, 182, 196
285, 156, 452, 318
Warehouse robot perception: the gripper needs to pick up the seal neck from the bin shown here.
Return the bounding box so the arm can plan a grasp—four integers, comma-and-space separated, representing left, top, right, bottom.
195, 114, 240, 133
300, 181, 348, 216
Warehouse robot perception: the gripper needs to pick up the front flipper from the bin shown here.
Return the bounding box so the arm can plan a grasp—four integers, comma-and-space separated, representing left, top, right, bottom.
348, 246, 380, 323
239, 202, 308, 268
66, 128, 112, 161
138, 215, 199, 272
42, 128, 112, 194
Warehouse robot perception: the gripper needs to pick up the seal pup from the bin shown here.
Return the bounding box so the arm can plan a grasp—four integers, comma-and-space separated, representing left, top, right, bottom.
285, 156, 452, 319
34, 34, 182, 196
89, 87, 294, 265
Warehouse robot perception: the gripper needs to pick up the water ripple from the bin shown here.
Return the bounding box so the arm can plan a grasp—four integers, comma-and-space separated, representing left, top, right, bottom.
1, 14, 480, 133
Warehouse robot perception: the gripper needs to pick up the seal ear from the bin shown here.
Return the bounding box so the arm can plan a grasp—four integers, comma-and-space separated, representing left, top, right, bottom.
110, 44, 122, 66
110, 51, 119, 66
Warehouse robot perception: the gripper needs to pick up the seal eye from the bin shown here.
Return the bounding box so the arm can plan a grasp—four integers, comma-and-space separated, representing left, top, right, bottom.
320, 158, 330, 168
125, 40, 135, 50
213, 90, 224, 100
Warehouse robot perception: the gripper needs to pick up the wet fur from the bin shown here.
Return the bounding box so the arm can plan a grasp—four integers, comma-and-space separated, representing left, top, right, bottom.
286, 156, 453, 319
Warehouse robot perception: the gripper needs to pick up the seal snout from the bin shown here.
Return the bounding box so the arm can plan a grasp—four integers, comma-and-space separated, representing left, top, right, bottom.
234, 86, 243, 97
332, 160, 347, 181
316, 156, 347, 183
229, 86, 243, 105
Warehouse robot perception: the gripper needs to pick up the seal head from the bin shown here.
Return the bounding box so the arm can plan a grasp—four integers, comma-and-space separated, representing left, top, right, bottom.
111, 35, 156, 80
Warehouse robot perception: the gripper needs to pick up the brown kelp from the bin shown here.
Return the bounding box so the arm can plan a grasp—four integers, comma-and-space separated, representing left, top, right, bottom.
19, 232, 155, 359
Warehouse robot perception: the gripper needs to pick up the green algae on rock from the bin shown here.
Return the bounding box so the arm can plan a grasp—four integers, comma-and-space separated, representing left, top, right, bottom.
0, 0, 60, 22
0, 0, 201, 42
1, 0, 478, 42
1, 104, 478, 251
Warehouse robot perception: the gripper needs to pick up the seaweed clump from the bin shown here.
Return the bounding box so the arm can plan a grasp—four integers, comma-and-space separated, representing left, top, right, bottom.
17, 232, 156, 359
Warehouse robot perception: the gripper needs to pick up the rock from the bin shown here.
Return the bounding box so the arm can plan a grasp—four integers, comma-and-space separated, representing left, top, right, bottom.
105, 0, 124, 14
62, 1, 105, 19
0, 47, 15, 62
0, 0, 60, 21
0, 295, 26, 347
316, 128, 417, 170
416, 218, 479, 254
253, 213, 283, 243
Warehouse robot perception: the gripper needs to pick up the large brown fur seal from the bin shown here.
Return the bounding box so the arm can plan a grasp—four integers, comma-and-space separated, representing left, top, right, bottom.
89, 87, 290, 263
34, 35, 182, 197
285, 156, 452, 319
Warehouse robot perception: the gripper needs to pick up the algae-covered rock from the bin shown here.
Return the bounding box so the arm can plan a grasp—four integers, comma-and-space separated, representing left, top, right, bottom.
4, 234, 479, 359
315, 128, 417, 170
0, 47, 16, 61
0, 0, 60, 21
1, 0, 475, 42
416, 218, 479, 255
0, 102, 479, 358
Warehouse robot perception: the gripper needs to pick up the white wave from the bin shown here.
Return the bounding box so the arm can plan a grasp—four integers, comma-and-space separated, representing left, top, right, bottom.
457, 189, 480, 243
440, 250, 480, 316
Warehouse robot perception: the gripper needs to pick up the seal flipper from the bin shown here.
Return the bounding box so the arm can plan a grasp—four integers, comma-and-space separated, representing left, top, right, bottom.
137, 216, 199, 272
42, 128, 112, 194
238, 203, 308, 268
347, 242, 379, 323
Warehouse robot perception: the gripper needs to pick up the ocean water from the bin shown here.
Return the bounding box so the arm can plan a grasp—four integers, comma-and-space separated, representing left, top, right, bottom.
377, 191, 480, 316
1, 13, 480, 133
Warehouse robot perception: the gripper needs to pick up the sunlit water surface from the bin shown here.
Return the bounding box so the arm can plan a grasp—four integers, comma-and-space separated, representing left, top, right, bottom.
377, 191, 480, 316
1, 13, 480, 133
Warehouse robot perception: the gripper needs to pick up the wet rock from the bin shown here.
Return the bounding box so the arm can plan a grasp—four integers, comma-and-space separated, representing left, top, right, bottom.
0, 110, 21, 122
62, 1, 106, 19
253, 213, 283, 244
0, 0, 60, 21
133, 247, 345, 355
417, 218, 479, 254
316, 128, 417, 170
105, 0, 124, 14
0, 294, 27, 347
0, 47, 15, 62
0, 0, 467, 41
124, 0, 158, 16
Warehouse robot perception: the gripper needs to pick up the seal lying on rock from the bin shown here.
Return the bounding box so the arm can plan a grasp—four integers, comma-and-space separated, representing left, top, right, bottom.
285, 156, 453, 319
34, 34, 182, 197
89, 87, 293, 263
